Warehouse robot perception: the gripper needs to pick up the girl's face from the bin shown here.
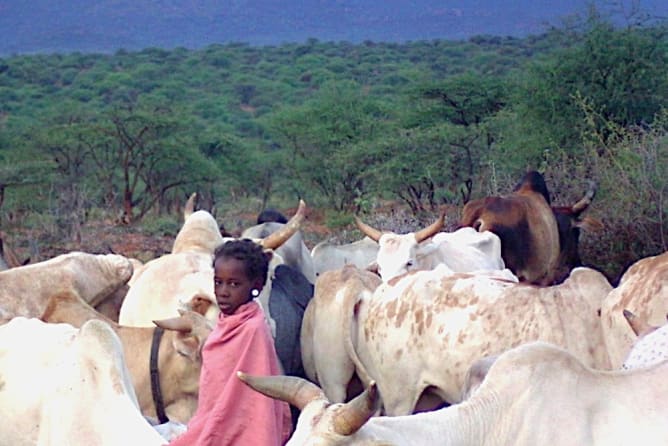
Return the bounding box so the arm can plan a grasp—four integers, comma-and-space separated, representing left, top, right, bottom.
213, 256, 261, 315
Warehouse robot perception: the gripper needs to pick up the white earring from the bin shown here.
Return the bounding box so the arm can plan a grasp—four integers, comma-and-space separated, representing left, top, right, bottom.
251, 289, 259, 297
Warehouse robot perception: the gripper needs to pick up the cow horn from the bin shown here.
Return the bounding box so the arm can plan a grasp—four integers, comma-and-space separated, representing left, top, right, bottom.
355, 217, 383, 242
153, 314, 195, 334
332, 382, 380, 436
184, 192, 197, 220
236, 372, 326, 411
260, 200, 306, 250
571, 180, 597, 214
414, 209, 446, 243
622, 309, 659, 338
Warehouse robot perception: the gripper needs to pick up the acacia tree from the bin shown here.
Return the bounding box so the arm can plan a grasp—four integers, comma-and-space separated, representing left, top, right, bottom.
263, 81, 392, 211
82, 100, 218, 223
398, 73, 508, 204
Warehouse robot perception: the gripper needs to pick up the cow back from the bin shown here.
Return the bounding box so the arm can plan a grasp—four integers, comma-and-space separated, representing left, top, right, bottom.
356, 265, 612, 414
601, 251, 668, 368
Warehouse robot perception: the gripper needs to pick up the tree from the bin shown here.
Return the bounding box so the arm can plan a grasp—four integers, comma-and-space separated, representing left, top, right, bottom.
504, 13, 668, 163
400, 73, 509, 202
83, 100, 219, 223
263, 81, 392, 211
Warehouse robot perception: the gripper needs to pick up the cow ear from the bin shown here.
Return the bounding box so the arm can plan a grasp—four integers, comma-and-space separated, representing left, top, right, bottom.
189, 296, 212, 316
172, 334, 200, 359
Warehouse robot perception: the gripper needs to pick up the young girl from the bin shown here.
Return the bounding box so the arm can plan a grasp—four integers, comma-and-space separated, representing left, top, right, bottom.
169, 239, 292, 446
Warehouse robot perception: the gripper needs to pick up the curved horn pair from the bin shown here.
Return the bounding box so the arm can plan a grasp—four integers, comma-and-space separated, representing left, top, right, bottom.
260, 200, 306, 250
237, 372, 379, 436
356, 210, 446, 243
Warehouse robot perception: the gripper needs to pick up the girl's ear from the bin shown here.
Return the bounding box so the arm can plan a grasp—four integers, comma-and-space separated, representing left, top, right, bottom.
252, 278, 264, 294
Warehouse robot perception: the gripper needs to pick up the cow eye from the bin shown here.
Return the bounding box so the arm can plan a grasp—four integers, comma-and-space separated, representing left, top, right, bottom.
406, 260, 414, 267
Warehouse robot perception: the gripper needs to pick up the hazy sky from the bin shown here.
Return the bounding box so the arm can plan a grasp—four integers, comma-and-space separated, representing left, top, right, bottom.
1, 0, 666, 55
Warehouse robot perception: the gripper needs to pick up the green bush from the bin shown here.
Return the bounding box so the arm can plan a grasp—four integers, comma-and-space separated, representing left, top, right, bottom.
141, 215, 181, 238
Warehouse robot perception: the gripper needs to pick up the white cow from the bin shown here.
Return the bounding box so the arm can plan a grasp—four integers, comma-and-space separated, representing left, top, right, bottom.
0, 317, 166, 445
310, 237, 379, 277
620, 309, 668, 370
0, 251, 133, 320
240, 341, 668, 446
357, 265, 613, 415
119, 195, 307, 328
355, 213, 510, 282
301, 266, 382, 403
119, 193, 224, 326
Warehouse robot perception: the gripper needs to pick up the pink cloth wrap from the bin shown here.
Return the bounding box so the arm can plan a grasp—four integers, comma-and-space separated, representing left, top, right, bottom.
170, 301, 292, 446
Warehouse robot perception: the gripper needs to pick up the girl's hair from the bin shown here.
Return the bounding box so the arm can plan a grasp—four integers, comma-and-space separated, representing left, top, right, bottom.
213, 239, 270, 284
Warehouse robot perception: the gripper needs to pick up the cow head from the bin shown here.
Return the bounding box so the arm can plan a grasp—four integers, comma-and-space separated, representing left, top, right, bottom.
551, 180, 602, 283
513, 170, 551, 204
237, 372, 380, 445
355, 211, 445, 282
172, 193, 225, 255
153, 310, 214, 423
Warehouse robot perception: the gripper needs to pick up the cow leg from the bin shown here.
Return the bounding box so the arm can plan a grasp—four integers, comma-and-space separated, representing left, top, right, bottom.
318, 360, 355, 404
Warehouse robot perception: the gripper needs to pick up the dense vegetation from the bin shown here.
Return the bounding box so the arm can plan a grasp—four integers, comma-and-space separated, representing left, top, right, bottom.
0, 11, 666, 282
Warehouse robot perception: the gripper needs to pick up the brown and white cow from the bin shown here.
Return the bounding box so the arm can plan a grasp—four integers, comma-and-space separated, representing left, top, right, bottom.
461, 171, 597, 285
355, 213, 509, 283
0, 251, 133, 320
0, 317, 167, 445
600, 250, 668, 368
41, 291, 212, 424
311, 264, 613, 415
621, 309, 668, 370
239, 341, 668, 446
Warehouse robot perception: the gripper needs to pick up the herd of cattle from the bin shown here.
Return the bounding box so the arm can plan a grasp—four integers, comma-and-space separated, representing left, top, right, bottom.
0, 171, 666, 445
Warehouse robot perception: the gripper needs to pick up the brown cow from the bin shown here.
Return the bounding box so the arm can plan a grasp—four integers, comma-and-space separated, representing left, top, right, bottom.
461, 171, 596, 285
41, 291, 212, 424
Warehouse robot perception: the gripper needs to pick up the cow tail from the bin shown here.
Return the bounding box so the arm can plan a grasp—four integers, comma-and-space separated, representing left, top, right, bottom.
342, 291, 374, 387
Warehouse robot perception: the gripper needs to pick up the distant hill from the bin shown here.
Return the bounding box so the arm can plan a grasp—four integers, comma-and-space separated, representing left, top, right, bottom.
0, 0, 666, 56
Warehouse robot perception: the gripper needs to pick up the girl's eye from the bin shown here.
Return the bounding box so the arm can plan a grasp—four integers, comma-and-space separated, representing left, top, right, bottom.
214, 279, 222, 286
